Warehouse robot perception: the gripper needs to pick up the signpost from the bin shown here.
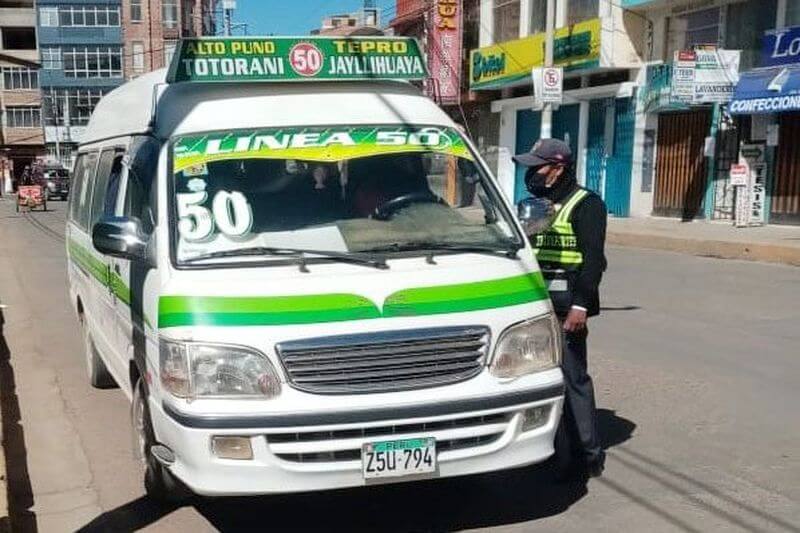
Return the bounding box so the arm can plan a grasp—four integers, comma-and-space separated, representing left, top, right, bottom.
541, 66, 563, 104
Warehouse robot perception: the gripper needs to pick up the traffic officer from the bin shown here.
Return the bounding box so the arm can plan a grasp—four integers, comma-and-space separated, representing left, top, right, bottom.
514, 138, 607, 480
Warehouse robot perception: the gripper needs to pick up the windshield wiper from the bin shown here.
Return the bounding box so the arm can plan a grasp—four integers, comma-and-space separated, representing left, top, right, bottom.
183, 246, 389, 272
364, 241, 522, 261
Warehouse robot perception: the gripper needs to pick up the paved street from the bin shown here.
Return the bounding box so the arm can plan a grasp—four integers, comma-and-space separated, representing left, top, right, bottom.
0, 197, 799, 532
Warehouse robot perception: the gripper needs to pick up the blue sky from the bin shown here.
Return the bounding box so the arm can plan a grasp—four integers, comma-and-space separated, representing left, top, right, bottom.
232, 1, 394, 36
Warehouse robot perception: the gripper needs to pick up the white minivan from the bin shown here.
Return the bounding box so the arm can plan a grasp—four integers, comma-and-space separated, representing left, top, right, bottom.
66, 36, 564, 501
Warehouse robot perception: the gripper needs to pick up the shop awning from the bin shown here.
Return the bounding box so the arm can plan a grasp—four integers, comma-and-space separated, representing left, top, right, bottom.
730, 65, 800, 114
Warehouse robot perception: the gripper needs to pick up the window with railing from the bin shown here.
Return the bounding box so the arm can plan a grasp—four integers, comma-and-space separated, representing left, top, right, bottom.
530, 0, 546, 35
43, 88, 107, 126
2, 68, 39, 90
726, 0, 777, 70
41, 47, 62, 70
63, 46, 123, 78
567, 0, 599, 26
667, 7, 721, 60
5, 106, 41, 128
162, 0, 178, 28
132, 42, 145, 72
494, 0, 520, 42
58, 6, 121, 27
39, 6, 59, 27
788, 2, 800, 26
131, 0, 143, 22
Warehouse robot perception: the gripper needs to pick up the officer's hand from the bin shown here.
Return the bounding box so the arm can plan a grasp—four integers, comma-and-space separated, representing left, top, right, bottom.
563, 308, 587, 332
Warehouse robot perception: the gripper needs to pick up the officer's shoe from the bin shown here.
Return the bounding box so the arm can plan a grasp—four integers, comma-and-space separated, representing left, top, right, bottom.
586, 459, 604, 478
585, 452, 606, 478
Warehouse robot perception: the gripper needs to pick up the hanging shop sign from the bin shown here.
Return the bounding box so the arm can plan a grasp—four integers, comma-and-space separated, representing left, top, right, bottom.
671, 50, 696, 104
167, 37, 428, 83
762, 25, 800, 68
734, 142, 767, 227
469, 18, 600, 90
670, 48, 740, 105
428, 0, 463, 105
693, 48, 740, 104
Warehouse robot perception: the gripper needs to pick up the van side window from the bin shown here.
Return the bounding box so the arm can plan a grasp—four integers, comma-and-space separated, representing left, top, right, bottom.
69, 152, 98, 231
68, 156, 88, 224
90, 149, 125, 226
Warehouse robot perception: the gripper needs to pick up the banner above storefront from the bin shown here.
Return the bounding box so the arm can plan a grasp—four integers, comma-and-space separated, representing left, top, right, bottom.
730, 65, 800, 114
762, 26, 800, 68
469, 18, 600, 91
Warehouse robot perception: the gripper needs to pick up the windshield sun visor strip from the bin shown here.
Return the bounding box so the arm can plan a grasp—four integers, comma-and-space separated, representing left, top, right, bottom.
157, 272, 548, 328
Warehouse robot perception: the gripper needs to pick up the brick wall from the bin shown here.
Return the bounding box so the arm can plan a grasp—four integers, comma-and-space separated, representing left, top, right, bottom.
121, 0, 168, 78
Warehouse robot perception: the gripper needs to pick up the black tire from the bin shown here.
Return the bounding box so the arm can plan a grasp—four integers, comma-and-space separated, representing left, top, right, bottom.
82, 318, 116, 389
132, 378, 192, 504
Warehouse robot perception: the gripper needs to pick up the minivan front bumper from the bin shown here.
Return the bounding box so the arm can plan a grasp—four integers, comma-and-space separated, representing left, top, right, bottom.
151, 384, 564, 496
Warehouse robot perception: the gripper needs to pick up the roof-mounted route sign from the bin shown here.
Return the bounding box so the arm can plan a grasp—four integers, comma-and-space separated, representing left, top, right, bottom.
166, 36, 428, 83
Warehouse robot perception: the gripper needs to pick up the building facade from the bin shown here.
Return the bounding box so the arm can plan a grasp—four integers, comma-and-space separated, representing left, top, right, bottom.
121, 0, 218, 79
626, 0, 776, 221
1, 0, 45, 188
36, 0, 125, 168
312, 1, 381, 36
468, 0, 647, 215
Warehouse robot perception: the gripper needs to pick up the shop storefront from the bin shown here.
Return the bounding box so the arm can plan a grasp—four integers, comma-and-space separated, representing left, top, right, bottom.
730, 25, 800, 225
469, 14, 642, 216
632, 46, 741, 220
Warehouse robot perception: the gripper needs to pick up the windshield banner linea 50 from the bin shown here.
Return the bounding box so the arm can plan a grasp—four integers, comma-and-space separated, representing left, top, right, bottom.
173, 126, 473, 172
167, 37, 428, 83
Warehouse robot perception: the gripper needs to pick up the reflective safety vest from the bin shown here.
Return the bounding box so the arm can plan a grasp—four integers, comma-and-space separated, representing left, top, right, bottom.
533, 188, 590, 270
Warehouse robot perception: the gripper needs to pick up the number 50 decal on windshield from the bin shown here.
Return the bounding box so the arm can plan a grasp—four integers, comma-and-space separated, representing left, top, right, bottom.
177, 191, 253, 241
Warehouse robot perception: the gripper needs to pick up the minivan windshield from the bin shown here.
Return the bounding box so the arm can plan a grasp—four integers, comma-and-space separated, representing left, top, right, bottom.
170, 125, 521, 266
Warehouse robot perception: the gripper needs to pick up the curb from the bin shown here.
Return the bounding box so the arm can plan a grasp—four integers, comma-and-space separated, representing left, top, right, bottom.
607, 231, 800, 267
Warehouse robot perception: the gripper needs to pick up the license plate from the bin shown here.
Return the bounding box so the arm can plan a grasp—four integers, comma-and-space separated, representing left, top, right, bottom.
362, 437, 436, 480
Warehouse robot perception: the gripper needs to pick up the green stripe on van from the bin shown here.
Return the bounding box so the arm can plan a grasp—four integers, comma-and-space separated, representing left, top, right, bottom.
158, 273, 548, 328
383, 272, 548, 317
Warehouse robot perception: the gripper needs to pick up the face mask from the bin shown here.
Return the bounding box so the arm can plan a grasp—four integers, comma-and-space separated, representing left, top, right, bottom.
525, 167, 551, 197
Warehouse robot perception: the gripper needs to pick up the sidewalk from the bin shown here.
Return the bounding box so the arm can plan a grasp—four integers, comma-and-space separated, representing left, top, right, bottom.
607, 217, 800, 266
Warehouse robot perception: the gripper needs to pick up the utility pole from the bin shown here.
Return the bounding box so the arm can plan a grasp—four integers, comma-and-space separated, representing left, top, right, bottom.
50, 87, 61, 163
222, 0, 235, 36
541, 0, 555, 138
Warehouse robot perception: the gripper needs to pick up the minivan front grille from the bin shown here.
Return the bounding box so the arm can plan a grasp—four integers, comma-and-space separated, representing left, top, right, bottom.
275, 326, 490, 394
266, 412, 512, 464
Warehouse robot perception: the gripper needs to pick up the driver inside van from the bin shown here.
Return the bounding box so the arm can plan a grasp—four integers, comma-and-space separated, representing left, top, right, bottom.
347, 153, 432, 218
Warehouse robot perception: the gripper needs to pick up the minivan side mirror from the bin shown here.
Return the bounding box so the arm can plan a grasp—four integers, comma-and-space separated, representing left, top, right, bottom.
92, 216, 148, 261
516, 197, 556, 236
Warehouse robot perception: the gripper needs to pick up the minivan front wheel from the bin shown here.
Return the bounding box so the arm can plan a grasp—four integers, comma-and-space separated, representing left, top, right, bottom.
132, 377, 192, 504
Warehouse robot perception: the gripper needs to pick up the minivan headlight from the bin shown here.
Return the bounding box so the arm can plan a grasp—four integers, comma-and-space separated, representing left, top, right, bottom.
159, 338, 281, 399
489, 315, 561, 378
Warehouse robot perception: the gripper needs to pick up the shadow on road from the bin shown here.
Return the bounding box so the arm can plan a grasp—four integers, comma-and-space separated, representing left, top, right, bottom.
76, 497, 178, 532
76, 411, 636, 531
599, 305, 641, 312
0, 309, 37, 533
